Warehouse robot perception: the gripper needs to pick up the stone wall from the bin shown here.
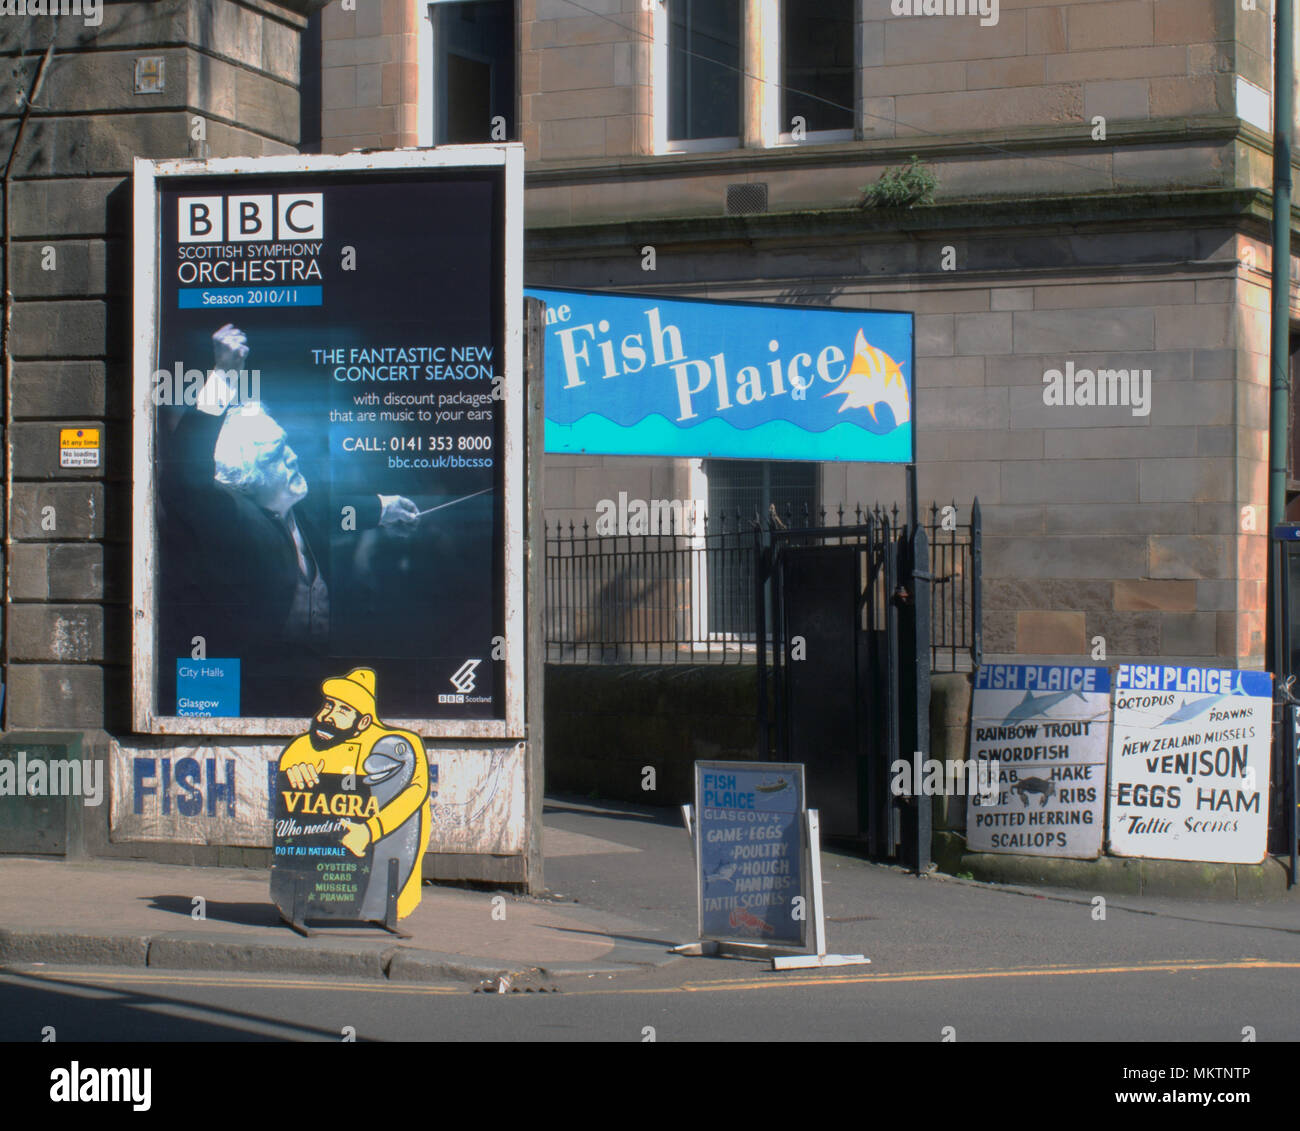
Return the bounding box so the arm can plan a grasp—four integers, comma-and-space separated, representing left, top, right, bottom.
520, 0, 650, 163
545, 663, 759, 804
308, 3, 1256, 203
545, 666, 976, 836
527, 191, 1295, 670
318, 0, 418, 151
931, 672, 973, 832
1, 0, 319, 735
862, 0, 1231, 140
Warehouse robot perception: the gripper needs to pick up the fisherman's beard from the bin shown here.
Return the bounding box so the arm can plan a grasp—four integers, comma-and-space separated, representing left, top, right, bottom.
308, 718, 362, 751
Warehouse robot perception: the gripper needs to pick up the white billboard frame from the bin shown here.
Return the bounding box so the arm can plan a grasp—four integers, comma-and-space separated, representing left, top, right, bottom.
131, 147, 526, 738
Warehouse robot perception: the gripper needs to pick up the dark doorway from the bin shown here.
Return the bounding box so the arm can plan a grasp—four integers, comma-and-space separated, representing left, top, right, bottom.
758, 512, 932, 870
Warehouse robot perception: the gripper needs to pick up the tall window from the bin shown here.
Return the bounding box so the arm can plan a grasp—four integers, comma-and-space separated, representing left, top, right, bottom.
704, 459, 818, 634
668, 0, 741, 143
431, 0, 515, 145
782, 0, 854, 137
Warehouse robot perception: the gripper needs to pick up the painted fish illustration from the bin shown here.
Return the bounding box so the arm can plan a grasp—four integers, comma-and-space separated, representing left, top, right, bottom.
1001, 689, 1087, 726
755, 777, 788, 793
824, 330, 910, 428
729, 907, 775, 937
705, 862, 738, 885
358, 737, 422, 922
1159, 695, 1223, 726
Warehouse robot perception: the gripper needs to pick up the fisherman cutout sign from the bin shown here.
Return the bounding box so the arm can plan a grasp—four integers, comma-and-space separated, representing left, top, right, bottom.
271, 667, 431, 929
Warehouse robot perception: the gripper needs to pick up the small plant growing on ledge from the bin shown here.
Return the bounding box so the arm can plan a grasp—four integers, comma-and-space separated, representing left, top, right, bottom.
859, 155, 938, 209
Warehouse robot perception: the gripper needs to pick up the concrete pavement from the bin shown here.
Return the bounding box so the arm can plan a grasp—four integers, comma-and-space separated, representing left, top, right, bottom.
3, 794, 1297, 991
0, 826, 681, 986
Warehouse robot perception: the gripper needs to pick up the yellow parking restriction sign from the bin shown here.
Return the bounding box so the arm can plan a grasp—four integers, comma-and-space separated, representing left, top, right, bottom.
60, 428, 100, 468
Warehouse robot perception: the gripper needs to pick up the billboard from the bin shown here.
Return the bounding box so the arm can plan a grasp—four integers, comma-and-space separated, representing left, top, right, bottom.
133, 150, 524, 737
526, 288, 915, 462
965, 664, 1111, 859
1108, 665, 1272, 864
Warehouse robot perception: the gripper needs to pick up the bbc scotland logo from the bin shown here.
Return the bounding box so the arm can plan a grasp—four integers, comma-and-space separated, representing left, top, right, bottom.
439, 659, 484, 704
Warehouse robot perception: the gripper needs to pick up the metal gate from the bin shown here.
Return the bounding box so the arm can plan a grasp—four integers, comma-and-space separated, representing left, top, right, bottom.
756, 511, 932, 870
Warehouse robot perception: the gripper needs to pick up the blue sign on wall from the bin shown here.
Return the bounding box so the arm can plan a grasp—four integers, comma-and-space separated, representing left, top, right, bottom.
527, 288, 915, 463
695, 760, 806, 947
175, 659, 240, 717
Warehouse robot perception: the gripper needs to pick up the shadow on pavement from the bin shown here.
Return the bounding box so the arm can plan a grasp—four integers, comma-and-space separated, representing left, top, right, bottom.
544, 797, 681, 827
142, 896, 283, 928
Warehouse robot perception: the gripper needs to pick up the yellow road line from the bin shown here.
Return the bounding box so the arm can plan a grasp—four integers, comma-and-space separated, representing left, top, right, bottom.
654, 959, 1300, 995
7, 958, 1295, 998
8, 970, 461, 995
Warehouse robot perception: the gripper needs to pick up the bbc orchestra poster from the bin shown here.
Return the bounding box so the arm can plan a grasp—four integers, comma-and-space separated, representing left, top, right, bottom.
144, 165, 508, 724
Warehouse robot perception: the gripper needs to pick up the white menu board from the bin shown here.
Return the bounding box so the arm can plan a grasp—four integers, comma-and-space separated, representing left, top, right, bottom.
1108, 665, 1272, 864
966, 664, 1111, 859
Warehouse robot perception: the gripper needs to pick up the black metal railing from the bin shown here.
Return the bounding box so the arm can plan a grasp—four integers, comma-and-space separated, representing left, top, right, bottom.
544, 499, 981, 670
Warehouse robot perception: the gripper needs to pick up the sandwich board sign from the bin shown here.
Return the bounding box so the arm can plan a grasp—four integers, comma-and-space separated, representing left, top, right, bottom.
695, 761, 807, 948
676, 760, 868, 970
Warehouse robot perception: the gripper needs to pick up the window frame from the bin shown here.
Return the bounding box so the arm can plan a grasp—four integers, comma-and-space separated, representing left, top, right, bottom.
775, 0, 857, 145
657, 0, 744, 154
655, 0, 861, 154
421, 0, 518, 149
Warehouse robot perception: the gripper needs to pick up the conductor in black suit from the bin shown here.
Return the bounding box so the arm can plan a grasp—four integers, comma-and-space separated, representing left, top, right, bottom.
159, 325, 418, 716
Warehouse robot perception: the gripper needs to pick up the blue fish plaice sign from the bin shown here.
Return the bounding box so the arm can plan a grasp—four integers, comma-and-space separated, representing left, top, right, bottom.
527, 288, 915, 462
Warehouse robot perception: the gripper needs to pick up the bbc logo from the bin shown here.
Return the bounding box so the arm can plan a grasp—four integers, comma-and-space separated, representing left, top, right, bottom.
178, 194, 323, 243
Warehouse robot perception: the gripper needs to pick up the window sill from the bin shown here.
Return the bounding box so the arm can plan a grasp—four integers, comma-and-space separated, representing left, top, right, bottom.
660, 137, 743, 155
775, 130, 856, 146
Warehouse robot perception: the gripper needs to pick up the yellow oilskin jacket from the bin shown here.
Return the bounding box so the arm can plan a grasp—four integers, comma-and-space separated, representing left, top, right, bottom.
279, 723, 431, 917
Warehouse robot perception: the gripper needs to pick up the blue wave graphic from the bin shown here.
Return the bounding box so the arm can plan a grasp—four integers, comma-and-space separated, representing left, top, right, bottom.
546, 412, 913, 463
548, 400, 906, 436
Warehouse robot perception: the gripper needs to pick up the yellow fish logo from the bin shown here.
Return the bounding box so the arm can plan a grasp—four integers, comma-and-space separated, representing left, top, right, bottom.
824, 330, 910, 428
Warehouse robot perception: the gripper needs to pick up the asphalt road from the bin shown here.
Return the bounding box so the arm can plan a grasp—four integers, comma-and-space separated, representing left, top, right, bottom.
1, 957, 1295, 1043
1, 796, 1296, 1045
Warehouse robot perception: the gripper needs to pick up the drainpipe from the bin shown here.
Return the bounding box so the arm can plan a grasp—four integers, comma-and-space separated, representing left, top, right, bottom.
1271, 0, 1295, 675
1, 39, 55, 722
1271, 0, 1294, 536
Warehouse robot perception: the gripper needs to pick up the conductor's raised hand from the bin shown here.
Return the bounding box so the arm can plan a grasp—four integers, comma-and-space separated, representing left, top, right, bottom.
212, 323, 249, 372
